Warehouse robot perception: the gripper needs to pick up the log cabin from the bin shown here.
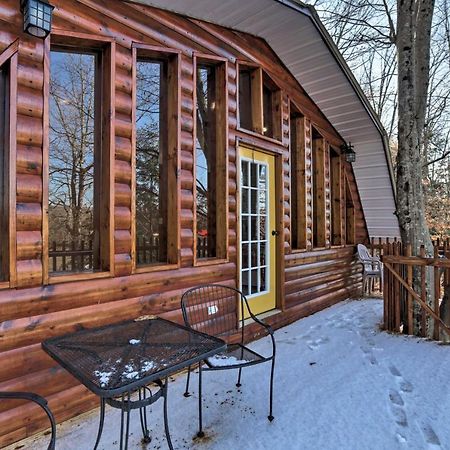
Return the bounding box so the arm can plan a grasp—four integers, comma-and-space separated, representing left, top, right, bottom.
0, 0, 401, 445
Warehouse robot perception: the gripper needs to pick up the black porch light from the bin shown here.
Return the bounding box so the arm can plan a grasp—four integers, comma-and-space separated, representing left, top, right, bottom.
341, 141, 356, 163
21, 0, 54, 38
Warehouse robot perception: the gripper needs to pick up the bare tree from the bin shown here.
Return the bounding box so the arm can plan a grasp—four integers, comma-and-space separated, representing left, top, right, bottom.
49, 52, 96, 251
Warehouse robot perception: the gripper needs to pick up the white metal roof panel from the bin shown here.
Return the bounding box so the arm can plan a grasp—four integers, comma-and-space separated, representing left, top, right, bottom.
132, 0, 401, 238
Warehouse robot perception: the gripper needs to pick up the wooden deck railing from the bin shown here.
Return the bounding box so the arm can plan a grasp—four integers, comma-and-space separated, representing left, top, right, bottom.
49, 235, 210, 272
382, 241, 450, 341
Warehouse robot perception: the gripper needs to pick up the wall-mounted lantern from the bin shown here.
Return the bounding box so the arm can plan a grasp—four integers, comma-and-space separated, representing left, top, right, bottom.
21, 0, 54, 38
341, 142, 356, 163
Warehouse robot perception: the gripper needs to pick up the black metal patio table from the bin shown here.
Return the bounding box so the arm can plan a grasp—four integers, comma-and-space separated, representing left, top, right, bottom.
42, 316, 226, 450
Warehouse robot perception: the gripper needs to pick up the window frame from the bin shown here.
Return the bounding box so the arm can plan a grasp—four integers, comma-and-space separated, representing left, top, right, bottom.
237, 62, 282, 143
312, 127, 326, 249
289, 102, 308, 251
329, 146, 344, 247
131, 43, 181, 274
0, 41, 18, 288
193, 53, 228, 266
43, 32, 115, 284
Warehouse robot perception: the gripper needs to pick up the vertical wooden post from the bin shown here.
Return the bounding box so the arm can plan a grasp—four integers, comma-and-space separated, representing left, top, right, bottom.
406, 244, 413, 334
420, 245, 427, 337
433, 245, 440, 340
394, 242, 401, 332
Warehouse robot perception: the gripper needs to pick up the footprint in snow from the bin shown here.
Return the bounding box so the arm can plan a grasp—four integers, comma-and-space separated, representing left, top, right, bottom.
389, 389, 404, 406
399, 380, 414, 393
420, 423, 441, 448
388, 365, 402, 377
390, 405, 408, 428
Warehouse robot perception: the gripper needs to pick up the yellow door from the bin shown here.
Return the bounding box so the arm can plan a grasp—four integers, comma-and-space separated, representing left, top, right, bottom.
239, 146, 276, 317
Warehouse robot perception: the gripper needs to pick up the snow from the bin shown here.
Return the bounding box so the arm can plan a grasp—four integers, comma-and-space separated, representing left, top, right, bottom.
129, 339, 141, 345
207, 354, 249, 367
93, 371, 113, 387
9, 298, 450, 450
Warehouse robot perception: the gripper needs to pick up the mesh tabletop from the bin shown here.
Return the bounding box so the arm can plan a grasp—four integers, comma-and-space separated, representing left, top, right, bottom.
42, 317, 226, 397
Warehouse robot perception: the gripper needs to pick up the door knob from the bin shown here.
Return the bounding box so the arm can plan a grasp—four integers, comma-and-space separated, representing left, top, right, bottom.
271, 230, 279, 236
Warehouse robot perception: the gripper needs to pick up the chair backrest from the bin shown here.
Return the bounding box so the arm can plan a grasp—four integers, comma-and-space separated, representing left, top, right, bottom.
181, 284, 246, 342
357, 243, 381, 273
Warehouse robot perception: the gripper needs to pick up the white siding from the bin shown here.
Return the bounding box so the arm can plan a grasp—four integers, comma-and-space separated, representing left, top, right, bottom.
135, 0, 401, 238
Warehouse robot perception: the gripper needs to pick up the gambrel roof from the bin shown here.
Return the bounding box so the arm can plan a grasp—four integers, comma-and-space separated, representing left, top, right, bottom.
134, 0, 401, 238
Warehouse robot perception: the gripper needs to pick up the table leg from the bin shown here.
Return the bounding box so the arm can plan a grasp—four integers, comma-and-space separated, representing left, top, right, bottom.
163, 377, 174, 450
139, 387, 151, 443
197, 363, 204, 438
93, 397, 106, 450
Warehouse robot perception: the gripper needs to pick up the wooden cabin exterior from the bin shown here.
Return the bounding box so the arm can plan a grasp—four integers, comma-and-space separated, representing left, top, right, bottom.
0, 0, 398, 446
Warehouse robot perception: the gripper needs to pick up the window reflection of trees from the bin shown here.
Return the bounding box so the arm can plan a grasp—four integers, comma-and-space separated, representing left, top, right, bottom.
135, 60, 166, 265
48, 51, 97, 273
196, 65, 217, 258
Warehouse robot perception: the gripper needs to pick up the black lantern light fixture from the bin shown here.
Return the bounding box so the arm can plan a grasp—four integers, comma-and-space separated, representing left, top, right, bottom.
21, 0, 54, 38
341, 141, 356, 163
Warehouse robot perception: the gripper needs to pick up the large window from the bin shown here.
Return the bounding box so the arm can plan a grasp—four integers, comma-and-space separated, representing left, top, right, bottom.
290, 104, 307, 250
135, 59, 168, 266
262, 74, 282, 140
0, 64, 8, 281
330, 148, 343, 245
195, 59, 227, 260
133, 47, 178, 269
48, 48, 103, 274
312, 128, 326, 248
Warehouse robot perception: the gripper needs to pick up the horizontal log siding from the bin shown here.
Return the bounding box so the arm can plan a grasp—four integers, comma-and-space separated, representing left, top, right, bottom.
0, 0, 368, 445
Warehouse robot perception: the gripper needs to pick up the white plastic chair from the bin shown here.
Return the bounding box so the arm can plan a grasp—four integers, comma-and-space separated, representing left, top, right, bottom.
357, 244, 383, 294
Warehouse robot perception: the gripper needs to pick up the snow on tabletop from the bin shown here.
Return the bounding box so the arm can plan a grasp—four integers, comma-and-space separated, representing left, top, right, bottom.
93, 370, 113, 387
13, 298, 450, 450
207, 354, 249, 367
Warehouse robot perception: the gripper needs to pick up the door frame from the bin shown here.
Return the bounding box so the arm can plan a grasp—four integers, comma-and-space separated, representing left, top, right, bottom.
236, 139, 284, 314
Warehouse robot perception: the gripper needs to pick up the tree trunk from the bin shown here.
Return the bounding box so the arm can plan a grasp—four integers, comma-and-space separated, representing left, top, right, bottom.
396, 0, 435, 335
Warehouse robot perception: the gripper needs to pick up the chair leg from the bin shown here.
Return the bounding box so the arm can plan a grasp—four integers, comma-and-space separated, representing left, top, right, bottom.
197, 363, 204, 438
268, 358, 275, 422
184, 365, 192, 397
236, 367, 242, 387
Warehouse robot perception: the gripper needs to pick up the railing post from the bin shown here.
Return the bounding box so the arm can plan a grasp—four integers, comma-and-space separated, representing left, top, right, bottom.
434, 245, 440, 340
420, 245, 427, 337
406, 244, 413, 334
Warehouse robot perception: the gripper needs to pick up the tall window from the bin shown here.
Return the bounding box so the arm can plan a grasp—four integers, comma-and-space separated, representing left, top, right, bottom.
346, 177, 356, 244
48, 49, 102, 274
195, 60, 226, 260
135, 59, 168, 266
330, 148, 342, 245
0, 64, 8, 281
312, 129, 326, 248
290, 105, 306, 250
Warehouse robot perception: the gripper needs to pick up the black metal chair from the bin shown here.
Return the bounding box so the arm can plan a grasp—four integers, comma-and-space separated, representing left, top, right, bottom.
0, 391, 56, 450
181, 284, 276, 436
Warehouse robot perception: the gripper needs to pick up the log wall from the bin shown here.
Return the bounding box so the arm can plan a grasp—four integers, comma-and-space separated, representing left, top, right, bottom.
0, 0, 368, 445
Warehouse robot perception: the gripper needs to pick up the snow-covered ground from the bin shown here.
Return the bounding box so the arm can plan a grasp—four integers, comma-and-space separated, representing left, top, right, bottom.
9, 298, 450, 450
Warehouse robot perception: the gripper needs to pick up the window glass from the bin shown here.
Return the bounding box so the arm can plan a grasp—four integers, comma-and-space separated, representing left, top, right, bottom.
49, 50, 100, 274
135, 59, 168, 266
238, 69, 252, 130
0, 66, 7, 280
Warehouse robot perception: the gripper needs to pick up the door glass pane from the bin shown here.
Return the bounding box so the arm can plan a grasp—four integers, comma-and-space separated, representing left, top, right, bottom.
242, 187, 249, 214
251, 163, 257, 187
241, 269, 249, 295
240, 158, 269, 295
242, 243, 249, 269
242, 216, 249, 241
